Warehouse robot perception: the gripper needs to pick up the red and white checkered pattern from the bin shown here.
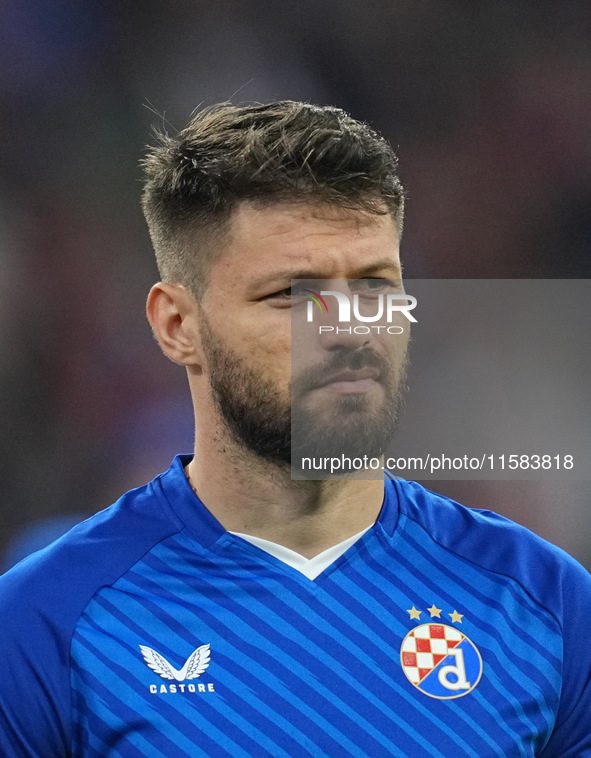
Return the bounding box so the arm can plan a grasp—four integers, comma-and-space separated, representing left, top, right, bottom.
401, 624, 463, 684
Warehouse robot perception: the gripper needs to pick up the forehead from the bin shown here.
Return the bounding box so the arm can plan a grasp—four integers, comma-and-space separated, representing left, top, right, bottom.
209, 201, 401, 290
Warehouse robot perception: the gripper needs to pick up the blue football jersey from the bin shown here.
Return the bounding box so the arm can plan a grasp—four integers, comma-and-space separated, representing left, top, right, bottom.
0, 454, 590, 757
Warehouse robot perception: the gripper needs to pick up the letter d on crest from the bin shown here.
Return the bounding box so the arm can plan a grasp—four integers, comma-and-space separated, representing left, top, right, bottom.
438, 648, 470, 691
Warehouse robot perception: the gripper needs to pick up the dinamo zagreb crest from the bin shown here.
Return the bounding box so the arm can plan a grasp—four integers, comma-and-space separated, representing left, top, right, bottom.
400, 623, 483, 699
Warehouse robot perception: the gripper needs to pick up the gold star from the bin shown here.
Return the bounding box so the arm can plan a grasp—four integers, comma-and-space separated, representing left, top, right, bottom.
407, 606, 422, 621
449, 610, 464, 624
427, 604, 442, 618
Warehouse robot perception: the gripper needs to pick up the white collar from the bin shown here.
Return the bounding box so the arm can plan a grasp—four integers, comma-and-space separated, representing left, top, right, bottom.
229, 526, 373, 580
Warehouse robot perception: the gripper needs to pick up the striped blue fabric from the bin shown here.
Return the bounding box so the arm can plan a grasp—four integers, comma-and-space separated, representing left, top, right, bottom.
1, 455, 590, 757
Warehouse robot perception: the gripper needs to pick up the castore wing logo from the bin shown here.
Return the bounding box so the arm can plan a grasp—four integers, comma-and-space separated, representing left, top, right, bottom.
140, 643, 211, 682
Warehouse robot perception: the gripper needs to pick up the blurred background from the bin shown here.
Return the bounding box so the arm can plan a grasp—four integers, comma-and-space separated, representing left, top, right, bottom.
1, 0, 590, 570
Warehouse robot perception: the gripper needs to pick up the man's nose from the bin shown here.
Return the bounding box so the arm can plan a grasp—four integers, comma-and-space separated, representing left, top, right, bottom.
318, 323, 373, 351
313, 286, 378, 351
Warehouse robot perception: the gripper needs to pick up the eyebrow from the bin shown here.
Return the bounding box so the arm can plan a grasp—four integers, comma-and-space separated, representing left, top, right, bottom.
252, 259, 403, 289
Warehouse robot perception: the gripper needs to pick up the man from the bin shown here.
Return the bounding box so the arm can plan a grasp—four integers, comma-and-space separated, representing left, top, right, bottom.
0, 102, 590, 757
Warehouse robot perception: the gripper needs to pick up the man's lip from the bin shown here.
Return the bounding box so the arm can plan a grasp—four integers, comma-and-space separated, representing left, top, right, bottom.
315, 368, 379, 389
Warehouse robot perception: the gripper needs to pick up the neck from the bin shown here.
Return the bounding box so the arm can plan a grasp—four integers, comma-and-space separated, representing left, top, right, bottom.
186, 428, 384, 559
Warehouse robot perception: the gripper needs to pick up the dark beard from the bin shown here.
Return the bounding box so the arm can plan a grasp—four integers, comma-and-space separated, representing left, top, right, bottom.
200, 314, 407, 473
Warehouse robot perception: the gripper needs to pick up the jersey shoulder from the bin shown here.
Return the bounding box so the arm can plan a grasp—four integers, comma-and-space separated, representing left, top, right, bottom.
393, 479, 591, 618
0, 474, 182, 623
0, 473, 182, 755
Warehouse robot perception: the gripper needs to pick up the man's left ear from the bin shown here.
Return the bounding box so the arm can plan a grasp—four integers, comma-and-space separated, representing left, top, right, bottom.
146, 282, 204, 367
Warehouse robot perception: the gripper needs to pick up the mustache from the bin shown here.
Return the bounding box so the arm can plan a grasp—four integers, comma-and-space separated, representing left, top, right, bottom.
291, 348, 392, 397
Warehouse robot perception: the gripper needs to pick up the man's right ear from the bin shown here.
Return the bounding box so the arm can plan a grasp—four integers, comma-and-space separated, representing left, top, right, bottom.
146, 283, 204, 368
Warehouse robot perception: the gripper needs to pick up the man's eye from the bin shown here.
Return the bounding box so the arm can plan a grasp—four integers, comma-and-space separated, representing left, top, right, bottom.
265, 283, 308, 301
270, 287, 291, 299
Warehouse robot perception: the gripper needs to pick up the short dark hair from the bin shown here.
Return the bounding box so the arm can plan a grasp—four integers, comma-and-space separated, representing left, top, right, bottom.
141, 101, 404, 296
